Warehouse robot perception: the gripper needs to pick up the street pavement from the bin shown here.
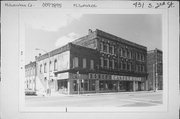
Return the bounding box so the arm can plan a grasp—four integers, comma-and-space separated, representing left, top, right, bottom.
25, 90, 162, 107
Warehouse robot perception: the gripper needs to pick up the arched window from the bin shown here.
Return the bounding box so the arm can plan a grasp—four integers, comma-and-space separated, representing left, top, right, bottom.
103, 43, 107, 52
107, 44, 109, 53
44, 63, 47, 73
54, 59, 57, 71
40, 64, 42, 73
123, 49, 126, 57
104, 58, 108, 68
49, 61, 52, 71
100, 42, 103, 51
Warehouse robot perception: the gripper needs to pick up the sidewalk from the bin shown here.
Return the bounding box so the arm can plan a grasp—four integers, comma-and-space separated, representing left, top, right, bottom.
46, 90, 163, 97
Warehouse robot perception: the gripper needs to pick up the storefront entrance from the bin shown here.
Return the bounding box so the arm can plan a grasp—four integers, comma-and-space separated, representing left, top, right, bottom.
57, 79, 67, 94
119, 81, 133, 92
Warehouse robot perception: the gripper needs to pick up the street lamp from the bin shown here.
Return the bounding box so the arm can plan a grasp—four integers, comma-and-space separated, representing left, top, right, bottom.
35, 48, 51, 96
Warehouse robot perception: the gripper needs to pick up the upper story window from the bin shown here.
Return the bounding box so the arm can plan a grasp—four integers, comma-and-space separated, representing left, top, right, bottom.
49, 61, 52, 71
109, 59, 115, 69
109, 45, 115, 54
127, 51, 131, 59
123, 62, 126, 70
112, 60, 115, 69
141, 65, 144, 72
109, 60, 112, 69
73, 57, 79, 68
104, 58, 108, 68
119, 48, 122, 57
100, 57, 103, 68
136, 65, 138, 72
139, 65, 142, 72
127, 51, 129, 58
100, 42, 103, 51
40, 64, 42, 73
54, 59, 58, 71
142, 54, 145, 61
127, 63, 130, 71
136, 52, 138, 60
44, 63, 47, 73
90, 60, 94, 70
106, 44, 109, 53
123, 50, 126, 57
31, 68, 34, 75
119, 61, 122, 70
138, 53, 141, 61
103, 43, 107, 52
127, 63, 131, 71
83, 58, 86, 68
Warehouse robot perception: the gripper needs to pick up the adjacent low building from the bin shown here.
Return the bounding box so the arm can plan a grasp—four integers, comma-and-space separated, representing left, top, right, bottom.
25, 29, 149, 94
25, 61, 36, 91
147, 48, 163, 90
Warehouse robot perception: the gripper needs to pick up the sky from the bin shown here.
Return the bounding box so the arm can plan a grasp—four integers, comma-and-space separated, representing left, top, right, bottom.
24, 11, 162, 64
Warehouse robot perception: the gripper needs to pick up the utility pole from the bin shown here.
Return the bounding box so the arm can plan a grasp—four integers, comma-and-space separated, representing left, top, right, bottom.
77, 71, 80, 95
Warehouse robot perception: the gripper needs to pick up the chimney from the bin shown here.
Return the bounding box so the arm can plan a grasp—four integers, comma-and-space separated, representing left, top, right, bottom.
88, 29, 93, 35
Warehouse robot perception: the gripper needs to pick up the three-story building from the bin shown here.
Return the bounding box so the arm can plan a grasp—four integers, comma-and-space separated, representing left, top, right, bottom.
27, 29, 148, 94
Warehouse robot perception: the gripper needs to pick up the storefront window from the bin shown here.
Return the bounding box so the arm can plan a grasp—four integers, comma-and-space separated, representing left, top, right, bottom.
73, 80, 78, 91
84, 80, 88, 91
89, 80, 95, 91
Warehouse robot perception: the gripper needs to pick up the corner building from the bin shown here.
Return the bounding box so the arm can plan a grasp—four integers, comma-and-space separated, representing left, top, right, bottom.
35, 29, 148, 94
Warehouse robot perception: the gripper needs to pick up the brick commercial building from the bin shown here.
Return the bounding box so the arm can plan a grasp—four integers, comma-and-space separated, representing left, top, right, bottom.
147, 49, 163, 91
26, 29, 148, 95
25, 61, 36, 91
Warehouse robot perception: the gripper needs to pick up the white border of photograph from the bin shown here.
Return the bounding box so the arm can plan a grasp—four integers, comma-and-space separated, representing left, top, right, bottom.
19, 9, 168, 112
